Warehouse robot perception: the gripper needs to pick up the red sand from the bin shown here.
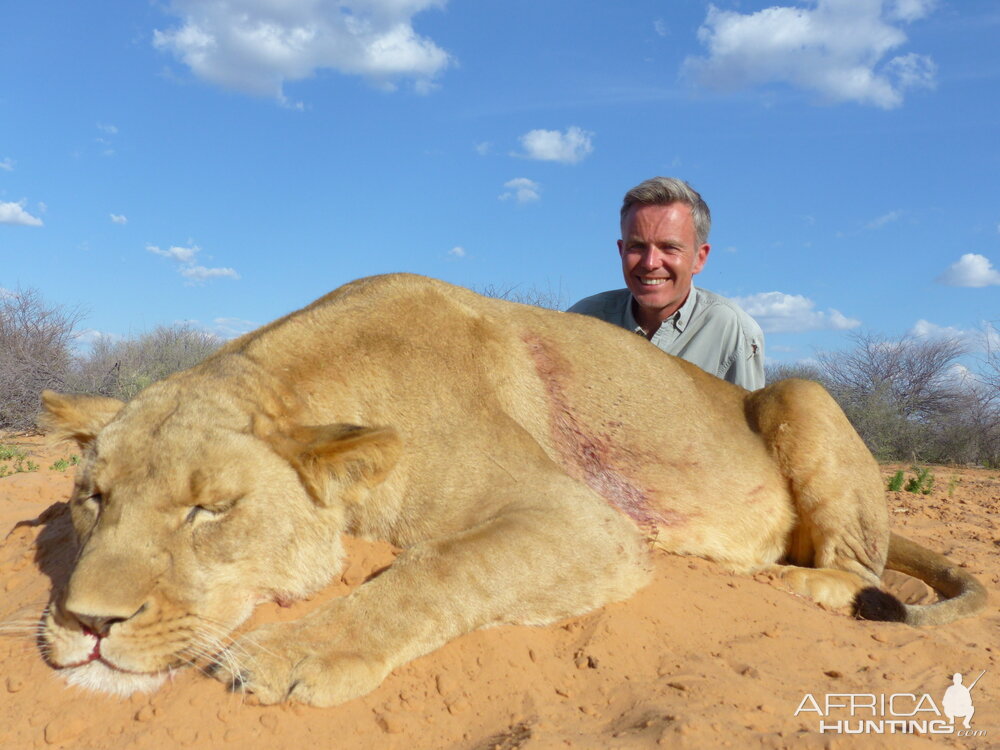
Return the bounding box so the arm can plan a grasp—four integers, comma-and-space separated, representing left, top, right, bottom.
1, 436, 998, 749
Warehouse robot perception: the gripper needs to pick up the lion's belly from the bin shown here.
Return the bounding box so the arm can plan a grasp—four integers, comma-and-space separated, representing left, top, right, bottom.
544, 416, 794, 569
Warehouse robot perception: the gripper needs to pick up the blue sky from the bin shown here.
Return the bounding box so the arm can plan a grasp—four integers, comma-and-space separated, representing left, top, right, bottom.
2, 0, 998, 365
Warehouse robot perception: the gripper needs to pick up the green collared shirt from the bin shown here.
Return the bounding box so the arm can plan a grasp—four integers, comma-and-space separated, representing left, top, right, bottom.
567, 286, 765, 390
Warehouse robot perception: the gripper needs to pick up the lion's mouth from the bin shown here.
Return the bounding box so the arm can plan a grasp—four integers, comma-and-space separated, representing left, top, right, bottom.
54, 627, 183, 678
45, 625, 174, 696
56, 629, 140, 675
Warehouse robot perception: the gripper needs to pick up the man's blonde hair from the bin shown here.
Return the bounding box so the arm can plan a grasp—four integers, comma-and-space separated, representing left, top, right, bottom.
620, 177, 711, 246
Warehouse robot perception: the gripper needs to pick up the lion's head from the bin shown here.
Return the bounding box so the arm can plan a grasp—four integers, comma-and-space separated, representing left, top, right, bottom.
38, 376, 399, 696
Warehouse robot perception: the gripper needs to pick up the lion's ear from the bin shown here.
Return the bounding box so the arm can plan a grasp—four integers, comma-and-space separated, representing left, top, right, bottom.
267, 423, 401, 505
39, 390, 126, 448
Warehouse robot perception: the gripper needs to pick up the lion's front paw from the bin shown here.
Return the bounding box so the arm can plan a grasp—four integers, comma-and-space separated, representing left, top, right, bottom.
212, 624, 388, 707
209, 623, 301, 704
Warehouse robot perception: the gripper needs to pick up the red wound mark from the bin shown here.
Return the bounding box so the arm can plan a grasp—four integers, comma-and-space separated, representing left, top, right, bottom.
522, 334, 681, 530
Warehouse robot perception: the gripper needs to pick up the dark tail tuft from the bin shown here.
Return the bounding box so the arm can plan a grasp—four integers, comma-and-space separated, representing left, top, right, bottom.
853, 587, 907, 622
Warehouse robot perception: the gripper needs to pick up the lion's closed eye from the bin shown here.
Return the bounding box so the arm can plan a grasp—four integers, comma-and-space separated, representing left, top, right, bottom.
184, 503, 235, 525
74, 492, 103, 524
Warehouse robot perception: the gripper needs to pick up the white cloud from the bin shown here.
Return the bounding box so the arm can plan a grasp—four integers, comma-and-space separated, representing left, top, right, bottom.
887, 0, 937, 23
654, 19, 669, 37
0, 157, 13, 171
0, 200, 44, 227
110, 213, 128, 225
474, 141, 491, 156
907, 320, 991, 364
865, 209, 902, 229
909, 319, 972, 341
517, 126, 594, 164
499, 178, 541, 204
147, 243, 199, 263
684, 0, 937, 109
943, 362, 975, 388
448, 245, 466, 258
734, 291, 861, 333
884, 52, 936, 90
96, 124, 118, 157
147, 242, 240, 284
153, 0, 451, 103
211, 317, 256, 338
73, 329, 124, 350
181, 265, 241, 282
936, 253, 1000, 288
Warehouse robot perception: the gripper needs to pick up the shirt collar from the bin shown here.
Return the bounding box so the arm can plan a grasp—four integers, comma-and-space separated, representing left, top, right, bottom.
625, 286, 699, 335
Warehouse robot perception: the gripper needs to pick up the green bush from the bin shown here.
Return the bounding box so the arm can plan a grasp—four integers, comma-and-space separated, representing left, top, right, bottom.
49, 455, 79, 472
904, 466, 935, 495
887, 470, 905, 492
0, 444, 40, 478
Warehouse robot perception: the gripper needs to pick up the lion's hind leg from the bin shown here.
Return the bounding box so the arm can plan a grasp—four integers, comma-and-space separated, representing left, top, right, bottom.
745, 378, 889, 601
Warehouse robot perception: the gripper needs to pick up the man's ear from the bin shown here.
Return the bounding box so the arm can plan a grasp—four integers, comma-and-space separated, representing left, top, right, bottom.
265, 422, 401, 505
39, 390, 126, 449
693, 242, 711, 275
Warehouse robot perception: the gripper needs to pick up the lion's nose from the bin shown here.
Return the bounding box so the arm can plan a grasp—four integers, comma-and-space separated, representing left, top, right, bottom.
68, 603, 147, 637
70, 612, 127, 637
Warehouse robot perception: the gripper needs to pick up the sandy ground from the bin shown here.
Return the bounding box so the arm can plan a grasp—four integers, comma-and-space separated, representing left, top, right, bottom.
1, 435, 998, 750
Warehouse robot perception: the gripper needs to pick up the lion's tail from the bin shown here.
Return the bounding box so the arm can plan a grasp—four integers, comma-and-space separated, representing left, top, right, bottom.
854, 532, 988, 626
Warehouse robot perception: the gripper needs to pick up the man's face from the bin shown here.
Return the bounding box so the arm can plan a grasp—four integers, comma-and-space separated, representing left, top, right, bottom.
618, 202, 710, 326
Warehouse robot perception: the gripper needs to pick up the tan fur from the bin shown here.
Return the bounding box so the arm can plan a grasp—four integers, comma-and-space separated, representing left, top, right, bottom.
38, 274, 986, 706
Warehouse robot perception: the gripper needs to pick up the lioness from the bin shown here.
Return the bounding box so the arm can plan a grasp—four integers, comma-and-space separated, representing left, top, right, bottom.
39, 273, 986, 706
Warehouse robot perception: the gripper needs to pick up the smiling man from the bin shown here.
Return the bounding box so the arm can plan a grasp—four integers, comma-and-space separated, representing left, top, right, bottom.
568, 177, 765, 390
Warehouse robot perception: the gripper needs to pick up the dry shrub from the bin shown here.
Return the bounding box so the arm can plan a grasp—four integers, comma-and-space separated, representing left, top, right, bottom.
771, 332, 1000, 466
66, 324, 221, 401
0, 289, 83, 431
476, 283, 566, 310
764, 362, 824, 384
1, 287, 222, 430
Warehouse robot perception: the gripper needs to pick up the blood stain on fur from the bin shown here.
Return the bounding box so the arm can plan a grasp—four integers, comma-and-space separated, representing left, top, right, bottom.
522, 334, 683, 530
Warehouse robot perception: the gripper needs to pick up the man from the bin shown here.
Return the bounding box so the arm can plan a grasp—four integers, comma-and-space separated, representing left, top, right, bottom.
568, 177, 765, 390
942, 672, 981, 730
